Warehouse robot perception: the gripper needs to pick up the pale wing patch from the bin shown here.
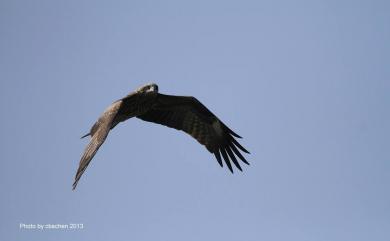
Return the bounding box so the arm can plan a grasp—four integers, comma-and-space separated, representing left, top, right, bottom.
212, 120, 224, 137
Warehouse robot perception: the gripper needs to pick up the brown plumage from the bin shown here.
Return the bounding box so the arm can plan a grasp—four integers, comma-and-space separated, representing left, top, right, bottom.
73, 83, 250, 190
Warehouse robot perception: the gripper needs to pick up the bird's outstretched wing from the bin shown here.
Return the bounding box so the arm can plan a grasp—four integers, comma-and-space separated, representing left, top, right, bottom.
72, 101, 122, 190
137, 94, 250, 172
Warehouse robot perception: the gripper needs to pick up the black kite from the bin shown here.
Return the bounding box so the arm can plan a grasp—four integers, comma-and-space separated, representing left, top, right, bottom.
73, 83, 250, 189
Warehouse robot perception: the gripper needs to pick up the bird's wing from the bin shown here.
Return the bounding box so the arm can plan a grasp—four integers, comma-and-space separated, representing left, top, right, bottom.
73, 101, 122, 190
137, 94, 250, 172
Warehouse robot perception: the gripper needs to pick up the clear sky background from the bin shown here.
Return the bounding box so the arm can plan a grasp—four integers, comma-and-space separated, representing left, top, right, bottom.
1, 0, 389, 240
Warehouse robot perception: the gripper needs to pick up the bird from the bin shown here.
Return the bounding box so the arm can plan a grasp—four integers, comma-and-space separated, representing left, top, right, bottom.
72, 83, 250, 190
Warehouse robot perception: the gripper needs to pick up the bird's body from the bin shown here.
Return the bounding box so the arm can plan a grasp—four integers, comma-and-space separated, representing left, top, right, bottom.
73, 83, 249, 190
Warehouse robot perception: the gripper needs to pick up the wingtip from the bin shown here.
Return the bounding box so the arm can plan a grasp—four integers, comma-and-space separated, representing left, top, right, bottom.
225, 125, 242, 138
228, 142, 250, 165
218, 121, 241, 138
80, 133, 90, 139
231, 138, 250, 154
226, 146, 242, 171
233, 165, 242, 172
214, 151, 223, 167
72, 181, 78, 190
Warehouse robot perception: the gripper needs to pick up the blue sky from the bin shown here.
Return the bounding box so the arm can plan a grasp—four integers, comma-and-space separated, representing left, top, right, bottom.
0, 0, 389, 240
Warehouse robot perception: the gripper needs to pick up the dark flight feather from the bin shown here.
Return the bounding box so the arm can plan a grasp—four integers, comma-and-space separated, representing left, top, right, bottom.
137, 94, 250, 174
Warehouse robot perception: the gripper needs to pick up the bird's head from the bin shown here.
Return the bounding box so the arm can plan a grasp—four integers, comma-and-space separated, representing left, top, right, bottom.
137, 83, 159, 93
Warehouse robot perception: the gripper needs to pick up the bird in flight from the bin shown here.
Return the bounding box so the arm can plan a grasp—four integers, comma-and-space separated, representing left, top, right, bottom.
73, 83, 250, 189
